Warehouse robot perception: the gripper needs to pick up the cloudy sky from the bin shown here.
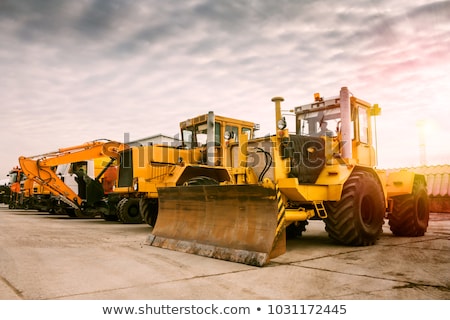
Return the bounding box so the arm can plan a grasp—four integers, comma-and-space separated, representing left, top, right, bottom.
1, 0, 449, 177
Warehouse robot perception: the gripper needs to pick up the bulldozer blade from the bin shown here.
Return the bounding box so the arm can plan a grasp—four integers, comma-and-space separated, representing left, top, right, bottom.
147, 184, 285, 267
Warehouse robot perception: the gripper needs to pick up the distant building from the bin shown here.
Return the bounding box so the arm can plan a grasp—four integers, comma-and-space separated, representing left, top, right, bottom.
128, 134, 181, 147
386, 165, 450, 213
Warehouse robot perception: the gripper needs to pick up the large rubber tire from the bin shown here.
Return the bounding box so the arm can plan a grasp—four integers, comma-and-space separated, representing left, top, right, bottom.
324, 170, 385, 246
103, 194, 120, 221
286, 221, 309, 239
139, 198, 158, 227
117, 198, 143, 224
102, 201, 119, 221
388, 177, 429, 236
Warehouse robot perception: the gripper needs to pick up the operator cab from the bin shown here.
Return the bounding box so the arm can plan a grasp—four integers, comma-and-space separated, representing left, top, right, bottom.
179, 112, 259, 166
8, 168, 24, 185
294, 91, 380, 167
180, 112, 258, 149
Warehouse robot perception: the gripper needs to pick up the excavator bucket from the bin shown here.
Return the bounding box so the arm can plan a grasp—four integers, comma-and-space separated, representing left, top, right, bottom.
147, 184, 286, 267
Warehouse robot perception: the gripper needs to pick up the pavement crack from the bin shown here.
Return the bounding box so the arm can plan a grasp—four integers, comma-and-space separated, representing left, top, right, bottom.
270, 247, 371, 266
379, 236, 450, 250
393, 282, 450, 293
285, 264, 450, 295
47, 269, 255, 299
0, 275, 24, 299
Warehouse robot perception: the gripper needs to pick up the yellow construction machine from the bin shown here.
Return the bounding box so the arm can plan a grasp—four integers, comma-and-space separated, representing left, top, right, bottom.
1, 166, 52, 211
112, 112, 259, 224
148, 87, 430, 266
19, 140, 127, 218
4, 166, 32, 209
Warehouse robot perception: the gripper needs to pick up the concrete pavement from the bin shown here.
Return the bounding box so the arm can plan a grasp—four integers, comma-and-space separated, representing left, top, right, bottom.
0, 205, 449, 300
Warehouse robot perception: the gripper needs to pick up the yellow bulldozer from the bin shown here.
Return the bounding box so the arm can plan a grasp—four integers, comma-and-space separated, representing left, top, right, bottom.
111, 112, 259, 224
147, 86, 430, 266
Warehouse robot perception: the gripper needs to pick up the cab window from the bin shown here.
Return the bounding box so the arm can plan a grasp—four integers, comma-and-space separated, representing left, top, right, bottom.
242, 127, 252, 139
215, 122, 221, 145
225, 125, 239, 141
358, 107, 369, 144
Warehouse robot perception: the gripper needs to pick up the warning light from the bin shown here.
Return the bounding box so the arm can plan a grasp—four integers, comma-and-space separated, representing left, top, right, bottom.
314, 93, 321, 101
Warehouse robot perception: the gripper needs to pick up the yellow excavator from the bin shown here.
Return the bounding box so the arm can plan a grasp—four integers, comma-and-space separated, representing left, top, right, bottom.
112, 112, 259, 224
19, 140, 127, 218
4, 166, 33, 209
6, 166, 53, 211
148, 87, 429, 266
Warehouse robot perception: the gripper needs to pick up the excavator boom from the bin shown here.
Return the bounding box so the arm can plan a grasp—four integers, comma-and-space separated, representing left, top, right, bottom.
19, 140, 127, 217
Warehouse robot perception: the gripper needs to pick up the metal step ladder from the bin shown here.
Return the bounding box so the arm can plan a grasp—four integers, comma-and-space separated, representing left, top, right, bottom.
314, 201, 328, 218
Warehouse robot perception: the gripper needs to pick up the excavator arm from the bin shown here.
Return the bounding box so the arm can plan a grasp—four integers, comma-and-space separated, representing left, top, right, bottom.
19, 140, 127, 217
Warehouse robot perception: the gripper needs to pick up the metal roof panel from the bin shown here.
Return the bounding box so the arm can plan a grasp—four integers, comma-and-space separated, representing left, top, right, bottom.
384, 165, 450, 197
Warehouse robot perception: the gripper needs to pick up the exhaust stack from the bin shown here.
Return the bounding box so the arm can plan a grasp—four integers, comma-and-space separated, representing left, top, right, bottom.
272, 96, 285, 133
340, 87, 352, 160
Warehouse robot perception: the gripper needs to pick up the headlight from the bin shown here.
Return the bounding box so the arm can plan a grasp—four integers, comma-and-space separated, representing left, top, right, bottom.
277, 118, 287, 130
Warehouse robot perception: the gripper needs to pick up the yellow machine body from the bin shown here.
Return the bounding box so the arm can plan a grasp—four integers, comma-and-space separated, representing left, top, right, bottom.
112, 112, 259, 224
